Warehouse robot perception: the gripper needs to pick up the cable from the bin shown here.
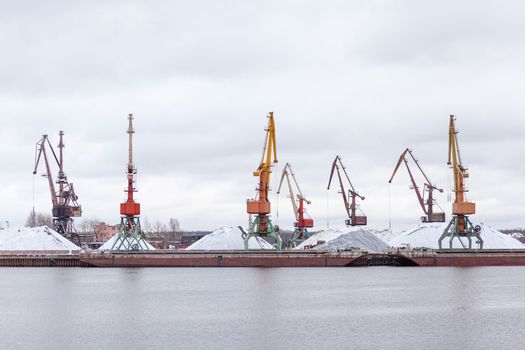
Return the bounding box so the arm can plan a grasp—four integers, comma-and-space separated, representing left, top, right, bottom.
32, 174, 35, 209
274, 162, 279, 226
276, 187, 279, 226
326, 189, 330, 229
447, 164, 452, 203
32, 174, 36, 224
388, 183, 392, 231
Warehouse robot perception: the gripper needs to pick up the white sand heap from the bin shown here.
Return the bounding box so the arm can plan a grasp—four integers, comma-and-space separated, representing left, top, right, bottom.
0, 226, 79, 251
370, 228, 398, 244
99, 234, 156, 250
389, 222, 524, 249
295, 227, 389, 252
187, 226, 274, 250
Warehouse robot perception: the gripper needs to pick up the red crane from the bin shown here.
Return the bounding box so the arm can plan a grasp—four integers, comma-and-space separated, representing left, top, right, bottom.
277, 162, 313, 248
33, 131, 81, 245
111, 114, 149, 251
327, 156, 367, 226
388, 148, 445, 223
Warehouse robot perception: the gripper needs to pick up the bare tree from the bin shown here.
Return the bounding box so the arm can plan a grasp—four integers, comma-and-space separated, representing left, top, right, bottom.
168, 218, 180, 232
142, 216, 152, 234
153, 220, 161, 233
25, 210, 53, 227
153, 220, 167, 233
78, 218, 101, 234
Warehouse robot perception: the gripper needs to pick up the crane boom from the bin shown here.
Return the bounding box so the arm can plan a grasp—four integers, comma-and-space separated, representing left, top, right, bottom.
327, 156, 366, 226
247, 112, 277, 216
277, 163, 313, 224
120, 114, 140, 217
34, 136, 58, 206
448, 115, 474, 214
277, 163, 299, 221
389, 148, 445, 222
254, 112, 277, 185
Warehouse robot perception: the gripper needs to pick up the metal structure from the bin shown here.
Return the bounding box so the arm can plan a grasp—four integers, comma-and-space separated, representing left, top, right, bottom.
244, 112, 282, 250
389, 148, 445, 223
33, 131, 82, 245
277, 163, 314, 248
111, 114, 150, 251
327, 156, 367, 226
438, 115, 482, 249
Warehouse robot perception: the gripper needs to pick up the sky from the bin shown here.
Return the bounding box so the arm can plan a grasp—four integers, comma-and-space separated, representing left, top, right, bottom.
1, 0, 524, 232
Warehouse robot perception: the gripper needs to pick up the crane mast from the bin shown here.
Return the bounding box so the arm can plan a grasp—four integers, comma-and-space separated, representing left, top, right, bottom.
243, 112, 282, 250
438, 115, 482, 249
33, 132, 81, 245
327, 156, 367, 226
389, 148, 445, 223
110, 114, 149, 251
277, 163, 314, 248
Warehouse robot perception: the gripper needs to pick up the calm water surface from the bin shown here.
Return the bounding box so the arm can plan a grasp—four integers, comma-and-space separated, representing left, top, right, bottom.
1, 267, 525, 349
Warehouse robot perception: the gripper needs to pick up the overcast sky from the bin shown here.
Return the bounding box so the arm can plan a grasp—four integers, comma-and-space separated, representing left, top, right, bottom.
1, 0, 524, 232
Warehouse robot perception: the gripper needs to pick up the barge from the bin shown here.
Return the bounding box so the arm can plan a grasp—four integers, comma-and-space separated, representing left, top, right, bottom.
2, 249, 525, 267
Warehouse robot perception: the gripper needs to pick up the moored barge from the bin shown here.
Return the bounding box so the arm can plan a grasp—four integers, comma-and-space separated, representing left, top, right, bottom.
2, 249, 525, 267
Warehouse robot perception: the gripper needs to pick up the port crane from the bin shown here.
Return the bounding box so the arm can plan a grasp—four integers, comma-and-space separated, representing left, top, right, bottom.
111, 114, 150, 251
33, 131, 82, 245
389, 148, 445, 223
277, 163, 314, 248
438, 115, 482, 249
243, 112, 282, 250
327, 156, 367, 226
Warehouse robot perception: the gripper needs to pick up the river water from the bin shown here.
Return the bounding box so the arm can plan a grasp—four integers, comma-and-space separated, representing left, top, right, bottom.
0, 267, 524, 349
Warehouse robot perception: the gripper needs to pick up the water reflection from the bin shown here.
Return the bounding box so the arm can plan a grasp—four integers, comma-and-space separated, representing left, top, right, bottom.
1, 267, 525, 349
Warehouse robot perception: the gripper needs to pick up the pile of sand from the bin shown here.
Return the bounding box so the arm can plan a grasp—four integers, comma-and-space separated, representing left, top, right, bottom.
389, 222, 524, 249
295, 227, 388, 252
0, 226, 79, 250
187, 226, 274, 250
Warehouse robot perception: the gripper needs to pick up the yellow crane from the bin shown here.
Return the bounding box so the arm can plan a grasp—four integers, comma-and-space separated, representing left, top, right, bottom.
438, 115, 482, 249
243, 112, 282, 250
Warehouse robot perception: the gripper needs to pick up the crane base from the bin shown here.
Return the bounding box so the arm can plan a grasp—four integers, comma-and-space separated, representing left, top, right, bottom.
54, 218, 81, 247
438, 216, 483, 249
110, 216, 150, 251
287, 228, 311, 249
242, 216, 282, 250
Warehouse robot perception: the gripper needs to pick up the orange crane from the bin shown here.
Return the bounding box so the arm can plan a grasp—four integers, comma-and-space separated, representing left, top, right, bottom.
327, 156, 367, 226
33, 131, 82, 245
438, 115, 482, 249
243, 112, 282, 250
389, 148, 445, 223
111, 114, 149, 251
277, 163, 314, 248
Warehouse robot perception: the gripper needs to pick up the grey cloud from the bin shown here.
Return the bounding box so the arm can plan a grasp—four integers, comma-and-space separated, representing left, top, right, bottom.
1, 1, 524, 231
